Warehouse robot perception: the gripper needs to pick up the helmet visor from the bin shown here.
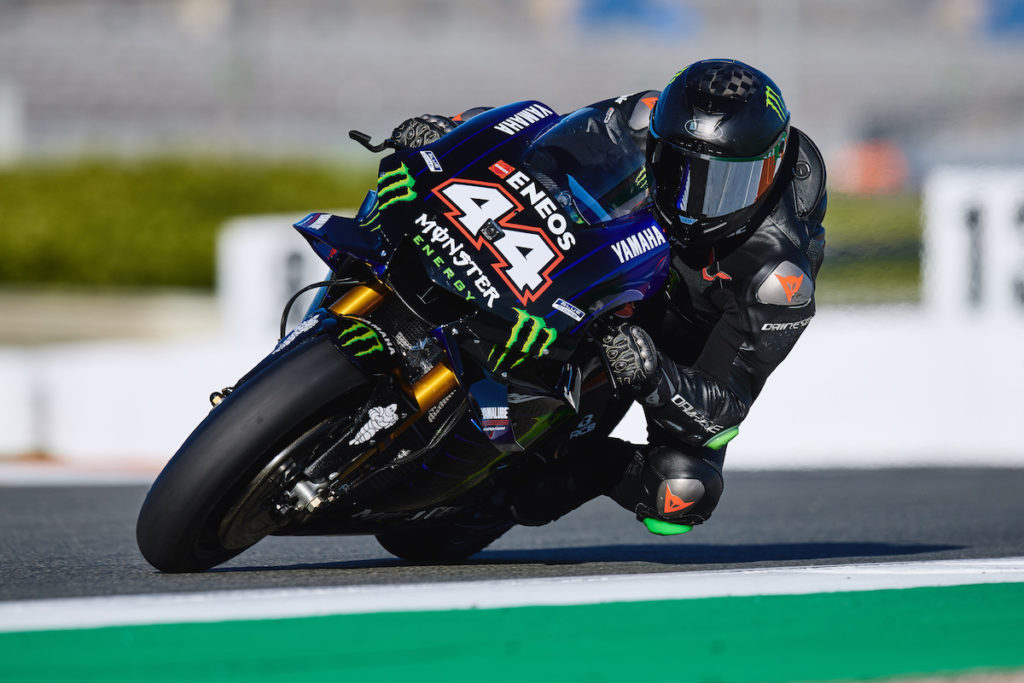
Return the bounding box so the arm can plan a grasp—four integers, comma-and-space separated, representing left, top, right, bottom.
653, 131, 786, 222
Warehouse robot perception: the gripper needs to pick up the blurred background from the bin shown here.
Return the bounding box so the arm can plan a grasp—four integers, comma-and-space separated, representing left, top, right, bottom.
0, 0, 1022, 468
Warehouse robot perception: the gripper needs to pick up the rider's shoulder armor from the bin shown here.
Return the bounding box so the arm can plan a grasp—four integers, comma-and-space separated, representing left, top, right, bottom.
585, 90, 660, 135
626, 90, 661, 131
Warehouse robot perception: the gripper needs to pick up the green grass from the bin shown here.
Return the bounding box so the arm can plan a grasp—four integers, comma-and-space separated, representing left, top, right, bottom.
0, 158, 376, 289
825, 192, 921, 246
818, 193, 922, 303
0, 159, 922, 302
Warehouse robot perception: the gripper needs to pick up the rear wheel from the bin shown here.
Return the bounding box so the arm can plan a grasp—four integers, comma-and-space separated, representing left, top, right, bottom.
136, 337, 370, 573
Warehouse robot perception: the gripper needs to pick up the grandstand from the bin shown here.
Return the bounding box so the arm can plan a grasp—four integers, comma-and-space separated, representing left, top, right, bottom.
1, 0, 1023, 179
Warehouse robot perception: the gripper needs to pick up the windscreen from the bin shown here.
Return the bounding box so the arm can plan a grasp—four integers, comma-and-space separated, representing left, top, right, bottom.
522, 107, 649, 226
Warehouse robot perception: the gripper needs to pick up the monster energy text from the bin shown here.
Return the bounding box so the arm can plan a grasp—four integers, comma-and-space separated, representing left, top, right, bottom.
489, 307, 557, 371
414, 213, 501, 308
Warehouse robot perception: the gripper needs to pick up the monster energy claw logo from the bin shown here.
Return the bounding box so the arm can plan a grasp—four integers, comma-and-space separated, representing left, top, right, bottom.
765, 85, 786, 121
376, 163, 417, 211
633, 167, 648, 190
359, 198, 382, 232
338, 321, 385, 357
360, 163, 416, 231
488, 307, 557, 371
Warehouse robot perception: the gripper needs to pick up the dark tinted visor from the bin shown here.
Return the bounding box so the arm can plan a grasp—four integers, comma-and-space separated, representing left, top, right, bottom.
650, 129, 786, 222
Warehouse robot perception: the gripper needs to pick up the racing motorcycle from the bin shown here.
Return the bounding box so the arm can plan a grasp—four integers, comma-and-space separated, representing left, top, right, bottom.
136, 101, 671, 572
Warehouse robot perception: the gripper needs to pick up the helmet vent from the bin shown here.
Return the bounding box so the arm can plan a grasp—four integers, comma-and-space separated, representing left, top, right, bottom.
700, 66, 758, 99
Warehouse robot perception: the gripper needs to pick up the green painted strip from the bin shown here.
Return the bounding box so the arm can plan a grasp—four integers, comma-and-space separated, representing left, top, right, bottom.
1, 583, 1022, 683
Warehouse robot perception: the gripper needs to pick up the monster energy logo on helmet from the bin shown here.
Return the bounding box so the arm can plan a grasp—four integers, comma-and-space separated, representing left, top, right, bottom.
765, 85, 787, 121
338, 321, 385, 357
489, 308, 557, 371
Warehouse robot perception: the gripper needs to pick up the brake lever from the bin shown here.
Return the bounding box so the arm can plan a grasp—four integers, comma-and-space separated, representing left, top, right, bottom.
348, 130, 410, 153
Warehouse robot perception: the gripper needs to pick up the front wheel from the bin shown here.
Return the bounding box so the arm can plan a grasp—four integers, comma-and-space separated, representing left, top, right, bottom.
136, 337, 369, 573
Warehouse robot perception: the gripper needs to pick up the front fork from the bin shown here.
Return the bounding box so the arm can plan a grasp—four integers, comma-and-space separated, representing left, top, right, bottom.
328, 281, 459, 416
309, 281, 461, 488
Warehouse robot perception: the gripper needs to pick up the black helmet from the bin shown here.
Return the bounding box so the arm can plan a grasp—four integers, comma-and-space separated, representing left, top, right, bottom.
647, 59, 791, 246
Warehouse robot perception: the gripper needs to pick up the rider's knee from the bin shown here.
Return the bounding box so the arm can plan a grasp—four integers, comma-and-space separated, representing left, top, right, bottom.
638, 445, 724, 525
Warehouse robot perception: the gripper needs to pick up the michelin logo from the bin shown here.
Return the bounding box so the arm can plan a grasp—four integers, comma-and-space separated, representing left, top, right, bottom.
349, 404, 400, 445
610, 226, 667, 264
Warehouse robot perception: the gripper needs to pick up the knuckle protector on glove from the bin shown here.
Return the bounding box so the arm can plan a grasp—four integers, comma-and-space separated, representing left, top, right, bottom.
391, 114, 456, 148
601, 324, 659, 392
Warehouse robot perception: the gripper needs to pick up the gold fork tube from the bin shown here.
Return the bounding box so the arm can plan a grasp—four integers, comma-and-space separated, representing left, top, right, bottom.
412, 363, 459, 413
328, 282, 387, 317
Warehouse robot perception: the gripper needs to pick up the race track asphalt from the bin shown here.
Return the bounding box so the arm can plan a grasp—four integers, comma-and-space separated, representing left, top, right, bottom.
2, 468, 1022, 601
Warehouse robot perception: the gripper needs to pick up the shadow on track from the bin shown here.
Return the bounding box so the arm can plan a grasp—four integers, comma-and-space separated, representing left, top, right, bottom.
214, 541, 961, 573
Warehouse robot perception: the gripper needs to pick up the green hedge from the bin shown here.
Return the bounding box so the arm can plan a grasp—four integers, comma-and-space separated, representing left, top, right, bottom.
0, 159, 376, 289
816, 192, 922, 303
0, 159, 922, 299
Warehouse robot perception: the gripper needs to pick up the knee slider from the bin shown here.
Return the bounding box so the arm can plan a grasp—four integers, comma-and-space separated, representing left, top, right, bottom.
642, 446, 724, 525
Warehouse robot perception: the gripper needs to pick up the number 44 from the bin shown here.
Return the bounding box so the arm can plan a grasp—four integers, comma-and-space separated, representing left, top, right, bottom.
435, 179, 563, 304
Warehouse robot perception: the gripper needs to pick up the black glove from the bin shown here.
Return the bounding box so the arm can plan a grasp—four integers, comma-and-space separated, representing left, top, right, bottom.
390, 114, 456, 148
600, 323, 660, 397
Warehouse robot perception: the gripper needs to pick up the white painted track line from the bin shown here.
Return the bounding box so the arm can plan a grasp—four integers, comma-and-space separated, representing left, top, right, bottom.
2, 557, 1022, 633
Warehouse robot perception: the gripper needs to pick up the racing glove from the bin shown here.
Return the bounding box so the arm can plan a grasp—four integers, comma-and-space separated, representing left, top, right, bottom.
391, 114, 456, 148
600, 323, 660, 397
